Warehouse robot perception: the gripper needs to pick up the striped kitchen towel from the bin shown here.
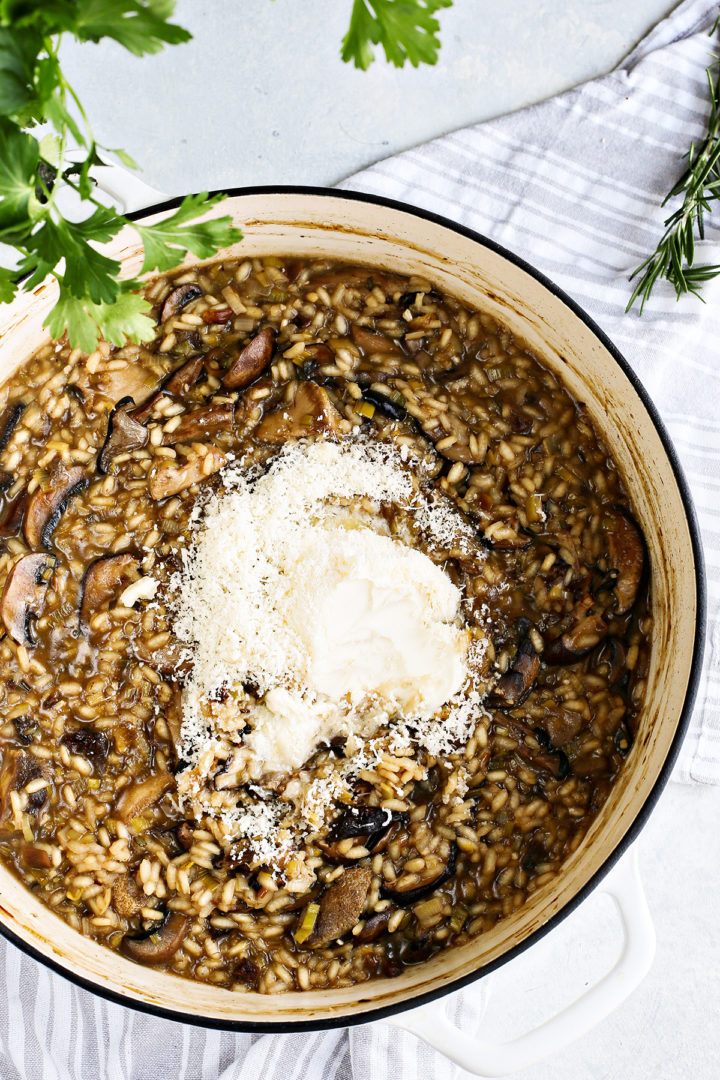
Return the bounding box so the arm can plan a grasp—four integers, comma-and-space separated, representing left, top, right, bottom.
0, 1, 717, 1079
340, 0, 720, 789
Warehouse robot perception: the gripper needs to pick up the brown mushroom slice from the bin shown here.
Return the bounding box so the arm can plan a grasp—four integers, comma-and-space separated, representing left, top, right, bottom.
590, 637, 627, 687
0, 403, 25, 451
0, 489, 28, 538
98, 353, 157, 407
161, 283, 204, 322
148, 446, 227, 500
489, 637, 540, 708
307, 866, 371, 947
113, 771, 174, 823
60, 728, 111, 764
0, 749, 44, 826
1, 553, 56, 645
381, 844, 458, 906
120, 911, 189, 966
351, 323, 404, 356
161, 402, 234, 445
257, 383, 342, 443
23, 465, 86, 549
21, 844, 52, 869
320, 807, 406, 864
130, 355, 207, 424
79, 554, 139, 628
607, 512, 645, 615
541, 707, 585, 748
544, 612, 608, 665
222, 327, 276, 390
112, 876, 146, 918
355, 909, 394, 943
515, 740, 570, 780
97, 398, 149, 473
201, 307, 234, 325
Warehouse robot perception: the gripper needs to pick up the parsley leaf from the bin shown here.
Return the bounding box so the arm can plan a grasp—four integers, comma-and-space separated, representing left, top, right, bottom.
134, 192, 244, 274
45, 282, 156, 354
341, 0, 452, 70
74, 0, 192, 57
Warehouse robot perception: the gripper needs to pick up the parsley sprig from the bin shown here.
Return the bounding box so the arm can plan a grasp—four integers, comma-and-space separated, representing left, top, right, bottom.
0, 1, 243, 352
0, 1, 455, 352
628, 15, 720, 312
341, 0, 452, 69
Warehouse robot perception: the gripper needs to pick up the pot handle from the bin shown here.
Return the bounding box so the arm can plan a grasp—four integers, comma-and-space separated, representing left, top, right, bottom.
90, 163, 170, 214
386, 847, 654, 1077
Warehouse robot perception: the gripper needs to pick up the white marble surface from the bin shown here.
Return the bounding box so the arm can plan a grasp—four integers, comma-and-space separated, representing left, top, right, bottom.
61, 0, 678, 194
57, 2, 718, 1076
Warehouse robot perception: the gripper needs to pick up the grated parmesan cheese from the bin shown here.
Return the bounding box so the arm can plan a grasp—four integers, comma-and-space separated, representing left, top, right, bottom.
169, 437, 491, 867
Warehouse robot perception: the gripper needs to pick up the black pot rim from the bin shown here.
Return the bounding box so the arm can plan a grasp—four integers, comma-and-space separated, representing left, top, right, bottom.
0, 184, 707, 1035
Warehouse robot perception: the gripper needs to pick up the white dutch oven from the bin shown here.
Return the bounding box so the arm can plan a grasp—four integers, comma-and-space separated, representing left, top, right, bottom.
0, 182, 705, 1076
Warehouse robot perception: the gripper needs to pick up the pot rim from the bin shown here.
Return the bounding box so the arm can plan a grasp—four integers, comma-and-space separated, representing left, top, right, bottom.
0, 184, 706, 1033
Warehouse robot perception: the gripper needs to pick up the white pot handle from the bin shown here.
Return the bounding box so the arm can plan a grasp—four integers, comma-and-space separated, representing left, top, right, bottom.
387, 846, 655, 1077
90, 162, 170, 214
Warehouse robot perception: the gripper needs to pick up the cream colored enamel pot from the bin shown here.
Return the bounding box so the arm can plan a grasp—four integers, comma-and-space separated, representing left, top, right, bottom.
0, 188, 705, 1039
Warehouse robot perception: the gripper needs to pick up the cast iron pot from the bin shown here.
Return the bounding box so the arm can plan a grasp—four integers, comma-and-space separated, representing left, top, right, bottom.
0, 188, 705, 1058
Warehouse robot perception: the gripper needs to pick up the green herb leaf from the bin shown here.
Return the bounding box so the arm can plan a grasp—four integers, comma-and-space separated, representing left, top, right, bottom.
134, 192, 244, 274
0, 267, 17, 304
0, 120, 39, 233
45, 282, 155, 353
341, 0, 452, 70
74, 0, 192, 56
628, 15, 720, 312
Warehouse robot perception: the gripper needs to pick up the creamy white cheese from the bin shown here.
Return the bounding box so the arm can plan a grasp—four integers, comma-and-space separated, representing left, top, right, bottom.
172, 439, 478, 783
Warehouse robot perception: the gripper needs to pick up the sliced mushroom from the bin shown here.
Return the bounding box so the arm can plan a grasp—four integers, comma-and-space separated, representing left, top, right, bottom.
306, 866, 371, 947
79, 554, 140, 628
23, 465, 86, 549
222, 327, 276, 390
489, 636, 540, 708
361, 388, 408, 421
590, 637, 627, 686
355, 909, 394, 943
607, 512, 645, 615
175, 820, 194, 851
201, 307, 234, 324
148, 446, 227, 500
97, 398, 148, 474
1, 553, 56, 645
98, 352, 157, 407
130, 355, 206, 424
120, 911, 189, 965
161, 283, 204, 322
0, 403, 25, 452
257, 382, 342, 442
112, 875, 146, 918
320, 806, 406, 864
161, 402, 234, 445
21, 844, 52, 869
113, 771, 174, 823
0, 489, 28, 538
59, 728, 111, 764
327, 805, 395, 842
381, 843, 457, 906
540, 708, 584, 748
0, 749, 44, 825
515, 742, 570, 780
544, 611, 608, 665
351, 324, 404, 356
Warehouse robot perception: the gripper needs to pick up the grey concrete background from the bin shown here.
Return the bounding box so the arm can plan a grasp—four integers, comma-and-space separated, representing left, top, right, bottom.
56, 3, 719, 1078
61, 0, 676, 194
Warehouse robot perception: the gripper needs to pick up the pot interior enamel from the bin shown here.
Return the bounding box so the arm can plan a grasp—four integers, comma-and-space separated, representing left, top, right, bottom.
0, 191, 700, 1028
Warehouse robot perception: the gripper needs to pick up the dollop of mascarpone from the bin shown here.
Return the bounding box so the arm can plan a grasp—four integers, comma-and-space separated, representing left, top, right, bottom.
242, 524, 469, 773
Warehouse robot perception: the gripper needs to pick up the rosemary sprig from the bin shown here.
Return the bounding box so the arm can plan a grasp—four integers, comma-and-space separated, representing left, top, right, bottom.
627, 17, 720, 312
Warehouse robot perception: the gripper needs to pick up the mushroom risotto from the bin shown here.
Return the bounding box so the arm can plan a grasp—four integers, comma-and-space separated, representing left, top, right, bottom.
0, 256, 651, 992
